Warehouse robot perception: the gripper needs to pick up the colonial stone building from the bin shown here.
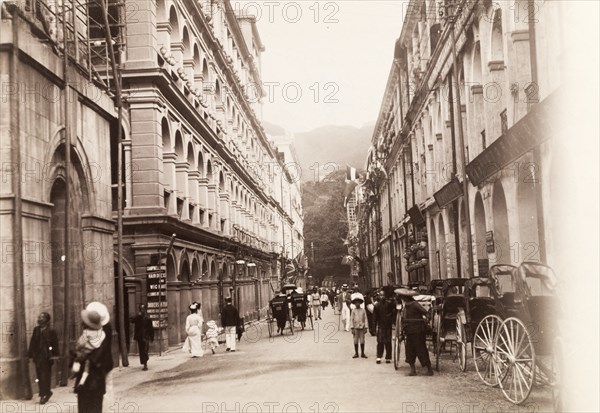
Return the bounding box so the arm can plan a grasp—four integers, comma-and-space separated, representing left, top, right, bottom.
0, 1, 117, 399
0, 0, 303, 398
358, 0, 563, 288
119, 0, 301, 350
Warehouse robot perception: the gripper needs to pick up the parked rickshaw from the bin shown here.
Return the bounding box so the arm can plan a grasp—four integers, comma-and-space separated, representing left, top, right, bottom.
428, 279, 447, 350
492, 262, 558, 404
434, 278, 469, 371
471, 264, 518, 385
455, 277, 503, 372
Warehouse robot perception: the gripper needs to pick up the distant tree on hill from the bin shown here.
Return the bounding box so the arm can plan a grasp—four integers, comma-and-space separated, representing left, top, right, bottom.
302, 172, 350, 286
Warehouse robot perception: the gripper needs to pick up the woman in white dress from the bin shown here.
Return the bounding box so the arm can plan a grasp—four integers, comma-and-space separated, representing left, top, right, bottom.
183, 302, 204, 358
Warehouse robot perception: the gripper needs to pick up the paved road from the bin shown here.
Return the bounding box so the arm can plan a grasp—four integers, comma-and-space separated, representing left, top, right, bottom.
110, 307, 552, 413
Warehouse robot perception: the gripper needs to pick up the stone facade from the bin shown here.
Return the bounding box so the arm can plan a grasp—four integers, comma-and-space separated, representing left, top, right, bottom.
119, 0, 302, 350
358, 0, 563, 288
0, 4, 117, 399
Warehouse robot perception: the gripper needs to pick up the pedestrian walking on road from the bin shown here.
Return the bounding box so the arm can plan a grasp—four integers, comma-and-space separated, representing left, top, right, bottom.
183, 302, 204, 358
205, 320, 221, 354
28, 312, 59, 405
72, 310, 106, 390
339, 285, 352, 331
310, 287, 321, 320
320, 290, 329, 310
74, 301, 113, 413
221, 297, 240, 352
350, 293, 368, 359
130, 303, 154, 370
373, 287, 395, 364
397, 289, 434, 376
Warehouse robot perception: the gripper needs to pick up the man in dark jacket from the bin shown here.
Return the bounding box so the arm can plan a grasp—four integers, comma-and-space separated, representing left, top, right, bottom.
131, 304, 154, 370
401, 293, 433, 376
28, 312, 59, 404
221, 297, 240, 352
373, 289, 395, 364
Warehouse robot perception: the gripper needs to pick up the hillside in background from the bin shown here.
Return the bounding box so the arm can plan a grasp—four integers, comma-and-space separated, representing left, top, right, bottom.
301, 170, 350, 286
263, 121, 374, 183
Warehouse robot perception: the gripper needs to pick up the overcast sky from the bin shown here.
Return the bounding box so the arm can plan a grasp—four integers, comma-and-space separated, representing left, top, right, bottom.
233, 1, 406, 133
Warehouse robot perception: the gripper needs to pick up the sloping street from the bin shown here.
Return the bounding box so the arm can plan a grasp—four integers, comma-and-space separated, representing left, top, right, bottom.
106, 307, 551, 413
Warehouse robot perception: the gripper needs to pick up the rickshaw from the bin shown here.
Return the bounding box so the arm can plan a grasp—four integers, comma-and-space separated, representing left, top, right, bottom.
428, 279, 448, 351
290, 289, 313, 331
491, 262, 558, 404
471, 264, 518, 385
266, 284, 297, 337
434, 278, 469, 371
455, 276, 504, 372
393, 287, 437, 370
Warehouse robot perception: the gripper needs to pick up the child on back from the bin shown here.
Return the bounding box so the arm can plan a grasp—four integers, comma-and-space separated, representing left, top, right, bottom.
350, 292, 368, 359
71, 309, 105, 390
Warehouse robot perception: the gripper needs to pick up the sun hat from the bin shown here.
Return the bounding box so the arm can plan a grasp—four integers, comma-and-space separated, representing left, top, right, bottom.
81, 309, 103, 330
351, 292, 364, 303
85, 302, 110, 326
296, 287, 304, 294
394, 287, 418, 297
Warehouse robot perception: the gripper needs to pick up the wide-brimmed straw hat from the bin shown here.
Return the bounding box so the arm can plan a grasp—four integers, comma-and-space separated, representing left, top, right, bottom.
394, 288, 418, 297
351, 292, 364, 303
85, 302, 110, 326
81, 309, 103, 330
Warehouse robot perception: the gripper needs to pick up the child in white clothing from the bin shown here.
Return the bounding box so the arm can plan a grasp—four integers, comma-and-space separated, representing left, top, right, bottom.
205, 320, 222, 354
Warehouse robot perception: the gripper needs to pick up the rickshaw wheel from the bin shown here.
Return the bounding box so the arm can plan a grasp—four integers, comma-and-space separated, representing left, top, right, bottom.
496, 317, 536, 405
431, 313, 439, 355
267, 309, 274, 338
435, 315, 442, 372
394, 334, 403, 371
473, 315, 503, 387
457, 322, 467, 372
288, 309, 294, 335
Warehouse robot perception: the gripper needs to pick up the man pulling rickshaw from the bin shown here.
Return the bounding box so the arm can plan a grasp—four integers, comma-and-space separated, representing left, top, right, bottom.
396, 287, 434, 376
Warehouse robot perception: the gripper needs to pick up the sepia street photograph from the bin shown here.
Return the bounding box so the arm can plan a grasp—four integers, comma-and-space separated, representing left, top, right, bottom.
0, 0, 598, 412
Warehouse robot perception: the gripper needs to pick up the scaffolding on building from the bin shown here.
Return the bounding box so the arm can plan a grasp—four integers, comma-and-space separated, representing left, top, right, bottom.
3, 0, 129, 393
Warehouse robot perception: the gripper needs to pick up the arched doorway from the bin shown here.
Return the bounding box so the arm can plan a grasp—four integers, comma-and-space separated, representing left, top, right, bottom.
166, 254, 179, 345
437, 214, 447, 278
517, 179, 541, 262
429, 219, 439, 279
459, 199, 469, 278
179, 259, 191, 340
492, 182, 511, 265
50, 178, 66, 378
474, 191, 487, 274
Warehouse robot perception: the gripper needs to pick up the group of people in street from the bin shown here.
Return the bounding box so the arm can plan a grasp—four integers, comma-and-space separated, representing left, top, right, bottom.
28, 302, 114, 412
338, 283, 433, 376
26, 284, 430, 410
181, 298, 241, 356
27, 297, 242, 411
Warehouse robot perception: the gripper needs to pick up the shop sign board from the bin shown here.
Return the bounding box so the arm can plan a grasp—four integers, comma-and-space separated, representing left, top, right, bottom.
146, 265, 168, 328
485, 231, 495, 254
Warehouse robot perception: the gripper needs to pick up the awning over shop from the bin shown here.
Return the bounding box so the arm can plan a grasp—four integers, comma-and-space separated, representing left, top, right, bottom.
433, 177, 463, 208
466, 91, 558, 187
407, 205, 425, 226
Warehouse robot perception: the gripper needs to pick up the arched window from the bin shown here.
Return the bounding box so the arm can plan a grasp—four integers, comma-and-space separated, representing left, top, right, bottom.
491, 9, 504, 62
